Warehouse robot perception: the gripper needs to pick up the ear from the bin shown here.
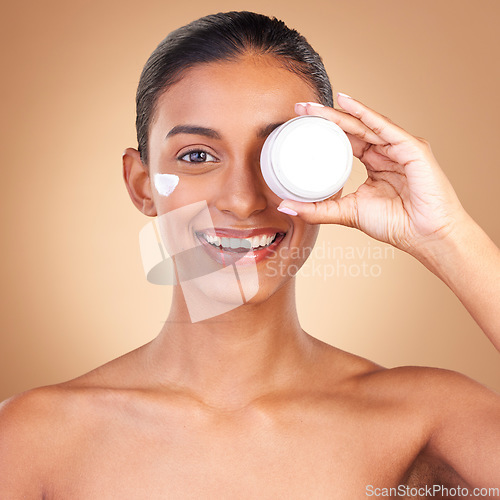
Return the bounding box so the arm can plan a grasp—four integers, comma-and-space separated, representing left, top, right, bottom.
122, 148, 157, 217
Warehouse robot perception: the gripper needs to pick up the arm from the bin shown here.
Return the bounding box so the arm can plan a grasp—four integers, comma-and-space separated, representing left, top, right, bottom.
278, 94, 500, 351
414, 211, 500, 349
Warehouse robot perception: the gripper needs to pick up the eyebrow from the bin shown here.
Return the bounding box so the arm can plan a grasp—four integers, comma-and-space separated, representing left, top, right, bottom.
165, 122, 285, 141
166, 125, 221, 140
257, 122, 285, 139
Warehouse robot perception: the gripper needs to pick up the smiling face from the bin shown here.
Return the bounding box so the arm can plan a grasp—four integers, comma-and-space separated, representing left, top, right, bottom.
125, 54, 325, 312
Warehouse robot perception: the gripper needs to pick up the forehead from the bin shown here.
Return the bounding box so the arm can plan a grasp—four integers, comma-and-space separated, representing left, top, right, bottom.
152, 55, 317, 128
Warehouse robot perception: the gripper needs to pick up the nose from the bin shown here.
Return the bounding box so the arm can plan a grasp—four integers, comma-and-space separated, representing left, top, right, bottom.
214, 155, 269, 220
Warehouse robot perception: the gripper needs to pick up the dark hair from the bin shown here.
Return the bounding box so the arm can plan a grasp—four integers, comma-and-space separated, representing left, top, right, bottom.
136, 11, 334, 165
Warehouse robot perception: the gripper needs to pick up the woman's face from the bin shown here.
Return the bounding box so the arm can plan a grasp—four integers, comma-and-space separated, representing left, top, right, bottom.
145, 55, 326, 309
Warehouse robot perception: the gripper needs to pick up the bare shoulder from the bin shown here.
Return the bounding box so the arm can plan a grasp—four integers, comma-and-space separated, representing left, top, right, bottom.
369, 366, 500, 486
0, 384, 84, 497
358, 363, 499, 400
351, 363, 500, 442
319, 339, 500, 421
0, 349, 142, 497
347, 359, 498, 406
0, 384, 74, 447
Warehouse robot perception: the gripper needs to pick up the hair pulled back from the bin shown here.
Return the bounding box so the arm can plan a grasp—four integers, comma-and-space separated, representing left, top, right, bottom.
136, 11, 333, 165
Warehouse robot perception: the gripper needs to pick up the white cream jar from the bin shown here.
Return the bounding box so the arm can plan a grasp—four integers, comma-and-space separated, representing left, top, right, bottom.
260, 115, 353, 202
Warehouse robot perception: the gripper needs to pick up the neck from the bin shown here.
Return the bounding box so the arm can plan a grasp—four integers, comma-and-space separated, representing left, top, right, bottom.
146, 278, 316, 411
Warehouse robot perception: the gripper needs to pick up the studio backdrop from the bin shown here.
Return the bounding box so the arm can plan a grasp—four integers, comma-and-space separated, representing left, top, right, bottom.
1, 0, 499, 400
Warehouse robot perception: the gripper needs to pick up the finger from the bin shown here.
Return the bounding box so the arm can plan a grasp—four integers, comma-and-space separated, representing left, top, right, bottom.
336, 93, 415, 146
295, 102, 386, 146
345, 132, 373, 159
344, 134, 402, 174
358, 141, 406, 175
277, 194, 359, 228
372, 140, 434, 171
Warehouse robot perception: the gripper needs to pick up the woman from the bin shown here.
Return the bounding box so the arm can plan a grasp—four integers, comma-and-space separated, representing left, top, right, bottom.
1, 11, 499, 498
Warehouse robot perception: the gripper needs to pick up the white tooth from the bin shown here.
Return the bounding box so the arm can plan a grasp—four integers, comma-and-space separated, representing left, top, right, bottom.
214, 236, 222, 247
241, 238, 251, 249
265, 235, 272, 246
230, 238, 239, 249
251, 236, 260, 248
259, 235, 267, 247
221, 237, 230, 248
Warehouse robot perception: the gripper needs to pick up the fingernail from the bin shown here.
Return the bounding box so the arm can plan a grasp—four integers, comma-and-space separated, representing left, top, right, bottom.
277, 206, 298, 216
337, 92, 352, 99
307, 102, 324, 107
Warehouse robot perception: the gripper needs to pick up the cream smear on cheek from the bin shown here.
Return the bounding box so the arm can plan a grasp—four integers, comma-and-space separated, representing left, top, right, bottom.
154, 173, 179, 197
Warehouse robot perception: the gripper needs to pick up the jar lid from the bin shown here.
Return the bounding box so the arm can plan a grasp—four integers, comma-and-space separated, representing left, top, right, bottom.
264, 115, 353, 202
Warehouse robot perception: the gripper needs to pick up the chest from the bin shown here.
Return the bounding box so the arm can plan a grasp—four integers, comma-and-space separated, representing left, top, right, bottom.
49, 406, 427, 499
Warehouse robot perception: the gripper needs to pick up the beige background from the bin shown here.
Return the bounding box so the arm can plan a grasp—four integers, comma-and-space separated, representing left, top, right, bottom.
1, 0, 499, 401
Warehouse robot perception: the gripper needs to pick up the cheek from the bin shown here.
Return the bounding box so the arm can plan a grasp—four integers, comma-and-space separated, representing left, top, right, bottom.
152, 175, 211, 215
285, 221, 319, 271
294, 220, 319, 250
300, 224, 320, 262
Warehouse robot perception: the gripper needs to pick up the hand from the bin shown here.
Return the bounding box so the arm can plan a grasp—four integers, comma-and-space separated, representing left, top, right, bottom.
278, 94, 468, 258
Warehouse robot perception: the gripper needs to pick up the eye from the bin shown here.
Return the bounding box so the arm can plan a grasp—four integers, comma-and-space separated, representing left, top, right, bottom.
178, 150, 218, 163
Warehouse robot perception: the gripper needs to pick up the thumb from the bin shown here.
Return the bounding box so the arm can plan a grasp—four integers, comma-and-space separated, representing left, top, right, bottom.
277, 194, 359, 228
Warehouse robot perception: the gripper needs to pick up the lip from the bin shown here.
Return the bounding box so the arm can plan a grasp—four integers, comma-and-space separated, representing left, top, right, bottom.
194, 227, 287, 266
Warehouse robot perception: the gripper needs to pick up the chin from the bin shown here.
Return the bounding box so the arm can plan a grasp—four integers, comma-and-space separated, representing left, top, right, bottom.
176, 262, 296, 322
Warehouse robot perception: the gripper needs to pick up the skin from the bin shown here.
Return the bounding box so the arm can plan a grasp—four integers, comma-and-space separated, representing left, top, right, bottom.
0, 55, 499, 499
